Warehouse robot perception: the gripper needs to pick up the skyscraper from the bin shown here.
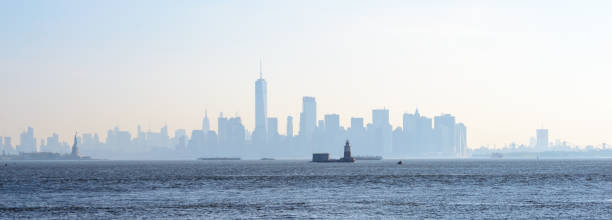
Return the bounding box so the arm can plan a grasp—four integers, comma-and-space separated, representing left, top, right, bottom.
348, 117, 366, 154
218, 113, 246, 156
455, 123, 467, 157
434, 114, 456, 153
350, 117, 364, 131
299, 96, 316, 138
267, 117, 278, 137
372, 109, 392, 154
536, 129, 549, 149
286, 116, 293, 138
324, 114, 340, 133
253, 62, 268, 144
4, 137, 12, 152
17, 126, 37, 153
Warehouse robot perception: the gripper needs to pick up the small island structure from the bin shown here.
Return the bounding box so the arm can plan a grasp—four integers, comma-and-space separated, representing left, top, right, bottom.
312, 140, 355, 162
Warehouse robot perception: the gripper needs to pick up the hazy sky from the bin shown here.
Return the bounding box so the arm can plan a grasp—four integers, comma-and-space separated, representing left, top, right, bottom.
1, 0, 611, 148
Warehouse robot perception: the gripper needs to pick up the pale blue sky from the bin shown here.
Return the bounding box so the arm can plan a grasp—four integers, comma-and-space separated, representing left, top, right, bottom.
1, 0, 611, 148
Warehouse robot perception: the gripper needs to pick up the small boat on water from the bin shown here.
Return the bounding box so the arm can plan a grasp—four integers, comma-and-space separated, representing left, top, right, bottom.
260, 158, 275, 160
397, 160, 403, 165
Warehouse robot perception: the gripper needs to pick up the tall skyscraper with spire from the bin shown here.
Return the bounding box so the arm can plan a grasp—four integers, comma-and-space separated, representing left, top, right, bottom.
253, 60, 268, 144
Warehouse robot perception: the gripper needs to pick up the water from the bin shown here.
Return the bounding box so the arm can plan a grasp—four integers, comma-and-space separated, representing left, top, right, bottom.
1, 160, 611, 219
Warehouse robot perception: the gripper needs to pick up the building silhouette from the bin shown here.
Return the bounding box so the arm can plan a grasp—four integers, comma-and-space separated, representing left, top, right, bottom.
536, 129, 549, 150
218, 113, 246, 156
455, 123, 467, 157
371, 109, 392, 155
299, 96, 317, 138
253, 62, 268, 145
1, 73, 472, 159
17, 127, 37, 153
267, 117, 279, 141
348, 117, 366, 155
286, 116, 293, 138
434, 114, 456, 153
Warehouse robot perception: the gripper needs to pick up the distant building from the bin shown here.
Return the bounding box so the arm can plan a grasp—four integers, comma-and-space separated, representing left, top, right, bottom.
17, 127, 37, 153
267, 117, 278, 138
174, 129, 187, 140
4, 137, 13, 152
536, 129, 549, 149
188, 130, 205, 152
253, 64, 268, 145
350, 117, 364, 131
455, 123, 467, 157
42, 133, 63, 153
286, 116, 293, 138
317, 120, 325, 130
371, 109, 392, 154
434, 114, 456, 153
324, 114, 340, 133
401, 109, 437, 155
348, 117, 366, 155
218, 113, 245, 156
0, 137, 13, 154
106, 127, 132, 151
299, 96, 317, 138
323, 114, 342, 153
174, 129, 187, 151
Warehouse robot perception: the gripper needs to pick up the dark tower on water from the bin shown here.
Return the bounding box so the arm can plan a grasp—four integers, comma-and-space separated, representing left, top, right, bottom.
340, 140, 355, 162
71, 133, 80, 158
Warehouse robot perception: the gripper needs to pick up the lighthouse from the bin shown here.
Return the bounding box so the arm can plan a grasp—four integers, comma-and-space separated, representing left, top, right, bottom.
340, 140, 355, 162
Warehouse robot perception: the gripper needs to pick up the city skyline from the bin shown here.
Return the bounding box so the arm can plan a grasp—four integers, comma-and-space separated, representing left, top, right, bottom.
2, 1, 612, 148
3, 2, 612, 219
0, 65, 607, 150
1, 69, 473, 159
4, 68, 608, 160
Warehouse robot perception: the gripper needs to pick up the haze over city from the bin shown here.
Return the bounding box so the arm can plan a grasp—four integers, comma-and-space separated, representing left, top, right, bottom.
2, 0, 612, 150
4, 1, 612, 219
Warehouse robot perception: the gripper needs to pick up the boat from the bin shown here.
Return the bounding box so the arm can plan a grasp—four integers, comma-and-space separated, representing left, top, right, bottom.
260, 158, 275, 160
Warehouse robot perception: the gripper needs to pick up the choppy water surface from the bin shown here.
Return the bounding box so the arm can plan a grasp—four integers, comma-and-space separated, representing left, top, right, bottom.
1, 160, 611, 219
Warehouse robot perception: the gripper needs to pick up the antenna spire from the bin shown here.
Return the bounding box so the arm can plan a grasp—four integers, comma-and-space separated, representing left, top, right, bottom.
259, 58, 263, 79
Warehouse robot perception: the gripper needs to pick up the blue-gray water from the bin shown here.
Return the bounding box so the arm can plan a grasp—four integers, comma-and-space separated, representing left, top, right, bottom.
1, 160, 612, 219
